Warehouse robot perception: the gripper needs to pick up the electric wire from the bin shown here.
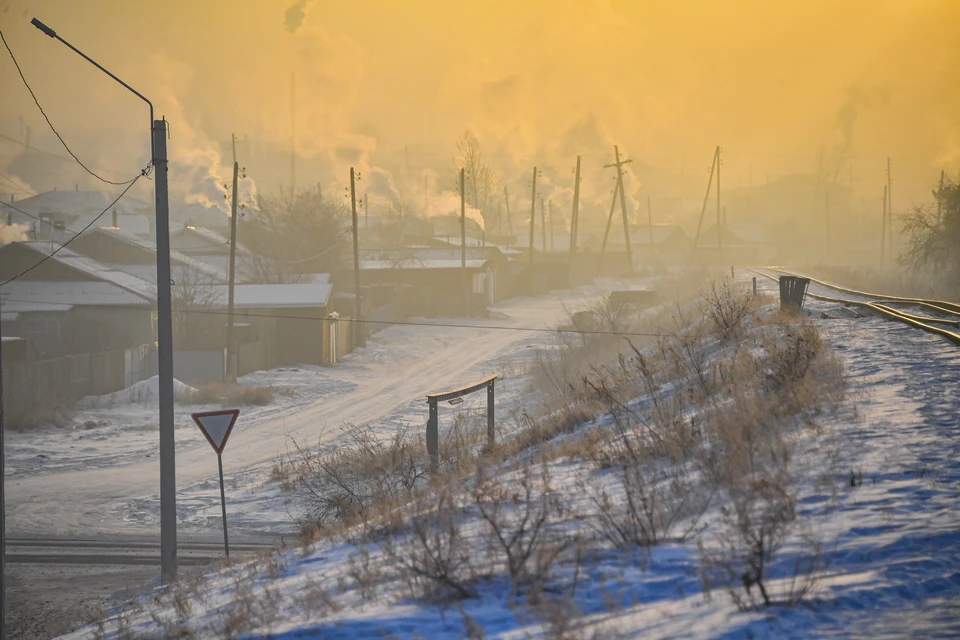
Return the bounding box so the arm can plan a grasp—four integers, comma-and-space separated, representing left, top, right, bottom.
0, 169, 34, 196
0, 294, 676, 339
0, 174, 144, 286
0, 29, 143, 186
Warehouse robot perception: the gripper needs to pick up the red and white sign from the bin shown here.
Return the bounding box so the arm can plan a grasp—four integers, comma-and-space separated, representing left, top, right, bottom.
191, 409, 240, 454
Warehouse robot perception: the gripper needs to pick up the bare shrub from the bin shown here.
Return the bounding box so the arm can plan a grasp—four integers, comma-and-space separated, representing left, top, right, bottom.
702, 280, 753, 340
473, 464, 569, 592
394, 492, 478, 601
347, 546, 382, 602
183, 383, 275, 406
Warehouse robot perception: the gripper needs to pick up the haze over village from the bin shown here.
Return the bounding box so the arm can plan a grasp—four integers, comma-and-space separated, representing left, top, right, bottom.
0, 1, 959, 638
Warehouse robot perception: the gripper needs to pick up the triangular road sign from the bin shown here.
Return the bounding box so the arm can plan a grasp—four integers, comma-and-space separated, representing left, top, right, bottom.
191, 409, 240, 454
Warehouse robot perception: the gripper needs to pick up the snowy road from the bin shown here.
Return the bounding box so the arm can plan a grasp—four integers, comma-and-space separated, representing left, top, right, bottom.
6, 285, 627, 537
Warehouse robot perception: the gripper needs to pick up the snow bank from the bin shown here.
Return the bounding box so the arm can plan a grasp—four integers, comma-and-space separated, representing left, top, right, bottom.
77, 376, 197, 409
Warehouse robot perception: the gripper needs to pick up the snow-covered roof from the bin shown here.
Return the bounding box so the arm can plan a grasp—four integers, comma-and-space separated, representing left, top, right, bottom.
11, 242, 157, 300
213, 283, 333, 309
361, 258, 489, 270
10, 190, 149, 226
0, 280, 150, 315
87, 227, 224, 281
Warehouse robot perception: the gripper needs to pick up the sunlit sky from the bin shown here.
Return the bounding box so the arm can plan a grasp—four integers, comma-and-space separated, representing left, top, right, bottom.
1, 0, 957, 212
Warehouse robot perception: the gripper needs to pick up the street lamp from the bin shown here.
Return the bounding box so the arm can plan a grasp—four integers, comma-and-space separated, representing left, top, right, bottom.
31, 17, 179, 584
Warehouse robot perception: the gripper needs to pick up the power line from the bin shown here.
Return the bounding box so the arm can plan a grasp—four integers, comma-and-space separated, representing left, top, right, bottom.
0, 169, 34, 196
0, 29, 142, 187
0, 294, 677, 339
0, 174, 144, 286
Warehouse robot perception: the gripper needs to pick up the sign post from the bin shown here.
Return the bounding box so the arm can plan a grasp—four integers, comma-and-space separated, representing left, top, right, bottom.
191, 409, 240, 558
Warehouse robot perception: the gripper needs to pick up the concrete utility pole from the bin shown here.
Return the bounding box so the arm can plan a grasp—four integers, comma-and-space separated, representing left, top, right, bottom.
605, 146, 634, 274
225, 134, 239, 382
153, 120, 177, 584
570, 156, 581, 260
460, 168, 468, 316
1, 308, 5, 638
33, 15, 179, 582
350, 168, 363, 347
528, 167, 537, 266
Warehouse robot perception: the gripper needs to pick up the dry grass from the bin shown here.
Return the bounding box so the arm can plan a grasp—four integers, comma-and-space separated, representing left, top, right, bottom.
182, 382, 276, 406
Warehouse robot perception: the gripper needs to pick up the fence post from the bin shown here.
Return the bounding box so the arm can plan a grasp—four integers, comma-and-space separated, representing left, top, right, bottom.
487, 379, 495, 446
753, 276, 757, 295
427, 399, 439, 472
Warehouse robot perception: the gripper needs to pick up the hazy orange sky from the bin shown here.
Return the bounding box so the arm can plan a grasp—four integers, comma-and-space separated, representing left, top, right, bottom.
1, 0, 957, 213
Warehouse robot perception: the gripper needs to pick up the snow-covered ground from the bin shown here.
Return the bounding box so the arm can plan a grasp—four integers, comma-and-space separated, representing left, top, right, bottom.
55, 275, 960, 638
6, 281, 650, 538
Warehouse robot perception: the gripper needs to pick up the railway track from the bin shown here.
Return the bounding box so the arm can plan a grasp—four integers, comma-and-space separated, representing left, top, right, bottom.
5, 533, 283, 566
752, 268, 960, 345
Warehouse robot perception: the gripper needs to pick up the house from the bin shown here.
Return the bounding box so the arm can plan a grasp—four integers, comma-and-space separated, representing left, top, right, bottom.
3, 189, 151, 238
349, 247, 498, 316
69, 226, 226, 284
169, 224, 260, 283
694, 222, 774, 264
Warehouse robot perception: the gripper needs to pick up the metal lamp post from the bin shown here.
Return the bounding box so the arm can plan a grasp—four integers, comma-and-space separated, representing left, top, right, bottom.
31, 17, 178, 583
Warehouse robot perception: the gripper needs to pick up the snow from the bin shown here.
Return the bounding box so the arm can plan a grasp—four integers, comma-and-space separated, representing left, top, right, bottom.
76, 376, 198, 409
0, 280, 150, 311
15, 242, 157, 300
12, 274, 960, 637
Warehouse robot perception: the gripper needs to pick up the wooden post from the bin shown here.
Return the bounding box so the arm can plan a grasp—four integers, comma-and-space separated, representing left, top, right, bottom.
486, 379, 495, 445
427, 399, 438, 472
570, 156, 581, 260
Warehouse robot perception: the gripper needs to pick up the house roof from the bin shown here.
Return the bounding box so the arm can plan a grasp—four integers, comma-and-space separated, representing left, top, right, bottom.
0, 280, 151, 315
10, 190, 148, 221
87, 227, 224, 281
361, 258, 489, 270
11, 242, 157, 300
211, 283, 333, 309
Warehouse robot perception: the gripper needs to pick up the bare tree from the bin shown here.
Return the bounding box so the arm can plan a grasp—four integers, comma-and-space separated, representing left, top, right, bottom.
902, 174, 960, 287
171, 267, 223, 350
240, 185, 350, 283
454, 131, 499, 232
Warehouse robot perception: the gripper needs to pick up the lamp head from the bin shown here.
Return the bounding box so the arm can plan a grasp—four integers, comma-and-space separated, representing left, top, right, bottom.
31, 18, 57, 38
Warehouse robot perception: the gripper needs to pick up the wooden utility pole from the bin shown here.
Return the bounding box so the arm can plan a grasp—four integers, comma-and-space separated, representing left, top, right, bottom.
1, 305, 5, 638
528, 167, 537, 266
604, 146, 634, 274
886, 157, 893, 259
597, 174, 622, 277
570, 156, 581, 260
364, 191, 368, 228
460, 168, 468, 316
503, 186, 514, 240
647, 195, 654, 252
716, 146, 722, 262
225, 134, 239, 382
540, 198, 546, 252
880, 185, 888, 267
290, 72, 296, 192
692, 146, 719, 251
350, 168, 364, 347
548, 199, 554, 251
